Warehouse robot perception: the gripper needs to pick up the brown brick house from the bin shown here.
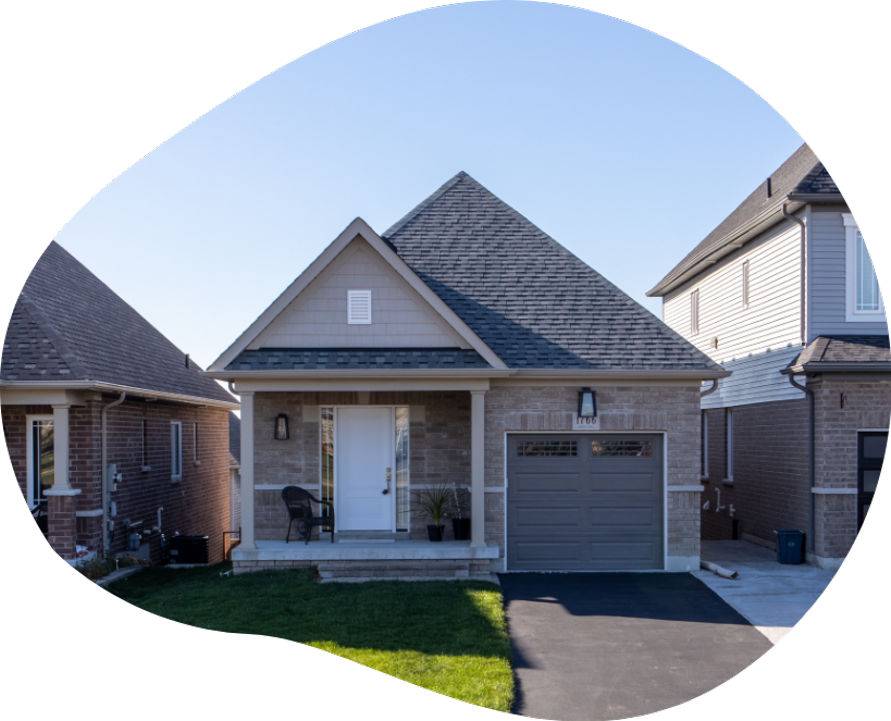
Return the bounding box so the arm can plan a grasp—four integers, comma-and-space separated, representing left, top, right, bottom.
209, 172, 726, 578
1, 243, 239, 564
649, 144, 889, 568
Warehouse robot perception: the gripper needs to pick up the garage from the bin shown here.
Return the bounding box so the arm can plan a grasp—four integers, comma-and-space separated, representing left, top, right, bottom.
506, 433, 664, 571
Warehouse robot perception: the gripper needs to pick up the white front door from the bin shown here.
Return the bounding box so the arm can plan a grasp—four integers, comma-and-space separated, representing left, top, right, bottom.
336, 407, 394, 531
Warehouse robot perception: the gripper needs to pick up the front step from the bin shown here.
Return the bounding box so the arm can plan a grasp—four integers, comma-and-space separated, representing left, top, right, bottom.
333, 530, 400, 543
316, 558, 494, 582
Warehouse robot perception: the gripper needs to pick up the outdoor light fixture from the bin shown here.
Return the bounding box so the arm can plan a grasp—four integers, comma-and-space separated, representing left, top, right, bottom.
578, 388, 597, 419
274, 413, 290, 441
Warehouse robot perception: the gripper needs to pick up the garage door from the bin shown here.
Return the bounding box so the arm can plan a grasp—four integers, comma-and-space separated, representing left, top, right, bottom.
506, 433, 664, 571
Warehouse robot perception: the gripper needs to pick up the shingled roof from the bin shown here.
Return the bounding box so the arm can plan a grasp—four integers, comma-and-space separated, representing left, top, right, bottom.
649, 144, 843, 297
382, 172, 724, 373
786, 335, 891, 373
1, 242, 235, 404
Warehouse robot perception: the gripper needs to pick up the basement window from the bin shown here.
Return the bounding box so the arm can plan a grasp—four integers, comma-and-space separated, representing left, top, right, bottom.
347, 290, 372, 324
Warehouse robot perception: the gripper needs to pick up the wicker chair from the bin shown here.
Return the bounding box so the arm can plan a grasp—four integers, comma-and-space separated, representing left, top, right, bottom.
281, 486, 334, 544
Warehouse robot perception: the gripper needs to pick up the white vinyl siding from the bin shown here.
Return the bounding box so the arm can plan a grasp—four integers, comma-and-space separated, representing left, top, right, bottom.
690, 289, 700, 334
808, 210, 887, 337
664, 219, 802, 365
251, 238, 468, 348
700, 346, 804, 409
741, 260, 750, 308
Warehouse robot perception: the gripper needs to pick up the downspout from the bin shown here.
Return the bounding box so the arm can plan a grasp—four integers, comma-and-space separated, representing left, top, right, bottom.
700, 379, 719, 399
783, 202, 807, 347
101, 391, 127, 555
787, 373, 815, 554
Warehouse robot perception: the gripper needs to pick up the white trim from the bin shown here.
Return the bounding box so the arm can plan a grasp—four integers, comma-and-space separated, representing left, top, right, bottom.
725, 408, 734, 482
170, 421, 183, 482
843, 212, 885, 322
811, 487, 857, 495
701, 410, 709, 479
346, 289, 372, 325
25, 414, 53, 508
668, 485, 705, 493
502, 430, 670, 573
75, 508, 104, 518
0, 380, 237, 409
209, 218, 507, 371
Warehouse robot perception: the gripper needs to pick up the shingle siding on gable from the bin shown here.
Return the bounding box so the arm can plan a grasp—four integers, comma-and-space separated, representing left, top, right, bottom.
250, 238, 467, 350
807, 210, 887, 339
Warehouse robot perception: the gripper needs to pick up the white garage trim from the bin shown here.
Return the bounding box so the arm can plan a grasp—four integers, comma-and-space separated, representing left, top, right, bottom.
502, 430, 669, 573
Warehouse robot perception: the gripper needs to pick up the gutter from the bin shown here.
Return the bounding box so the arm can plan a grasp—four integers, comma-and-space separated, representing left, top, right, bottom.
0, 379, 238, 410
786, 372, 815, 554
782, 202, 808, 347
786, 362, 891, 374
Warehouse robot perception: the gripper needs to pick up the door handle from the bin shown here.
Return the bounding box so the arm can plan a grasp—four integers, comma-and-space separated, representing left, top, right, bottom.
383, 467, 392, 494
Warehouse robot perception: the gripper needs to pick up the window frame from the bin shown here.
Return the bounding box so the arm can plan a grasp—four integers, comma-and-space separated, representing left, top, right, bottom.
690, 288, 700, 335
844, 213, 884, 322
170, 420, 183, 482
193, 422, 201, 465
701, 411, 709, 480
140, 417, 151, 471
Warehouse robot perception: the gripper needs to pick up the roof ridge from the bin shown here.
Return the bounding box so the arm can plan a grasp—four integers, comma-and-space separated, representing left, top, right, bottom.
382, 171, 469, 238
16, 292, 87, 379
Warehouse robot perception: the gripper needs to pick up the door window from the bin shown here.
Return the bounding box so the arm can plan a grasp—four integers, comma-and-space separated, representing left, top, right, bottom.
27, 416, 54, 508
858, 431, 886, 527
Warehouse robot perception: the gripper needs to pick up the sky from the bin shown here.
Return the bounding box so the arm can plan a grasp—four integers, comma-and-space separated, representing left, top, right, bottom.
55, 1, 802, 370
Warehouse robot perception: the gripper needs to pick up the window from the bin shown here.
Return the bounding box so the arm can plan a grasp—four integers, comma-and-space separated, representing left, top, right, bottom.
320, 407, 334, 511
701, 411, 709, 479
518, 440, 578, 457
170, 421, 183, 481
26, 416, 54, 508
844, 213, 884, 321
347, 289, 372, 324
395, 407, 410, 532
140, 418, 150, 470
590, 439, 653, 458
690, 289, 700, 334
193, 422, 200, 463
724, 409, 733, 482
741, 260, 750, 308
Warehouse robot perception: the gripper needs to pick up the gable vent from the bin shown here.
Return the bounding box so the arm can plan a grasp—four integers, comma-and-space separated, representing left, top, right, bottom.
347, 290, 372, 324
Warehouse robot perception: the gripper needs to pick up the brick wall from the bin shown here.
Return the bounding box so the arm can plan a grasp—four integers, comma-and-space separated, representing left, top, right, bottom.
700, 400, 810, 545
252, 391, 470, 541
3, 396, 232, 563
811, 375, 891, 559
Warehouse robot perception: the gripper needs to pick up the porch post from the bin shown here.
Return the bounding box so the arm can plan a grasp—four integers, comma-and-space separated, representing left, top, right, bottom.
44, 403, 79, 560
470, 389, 486, 547
239, 391, 256, 550
51, 403, 72, 491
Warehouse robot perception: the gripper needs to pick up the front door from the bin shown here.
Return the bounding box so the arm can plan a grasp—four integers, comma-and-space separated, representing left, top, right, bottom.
336, 407, 394, 531
858, 431, 886, 528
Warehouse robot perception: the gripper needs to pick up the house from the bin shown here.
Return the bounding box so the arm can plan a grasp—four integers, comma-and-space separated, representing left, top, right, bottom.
648, 144, 890, 568
1, 242, 239, 564
209, 172, 726, 578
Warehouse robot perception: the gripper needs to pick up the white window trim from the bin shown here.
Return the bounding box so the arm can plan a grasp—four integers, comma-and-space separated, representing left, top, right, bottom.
701, 411, 709, 480
724, 409, 734, 484
170, 421, 183, 482
347, 289, 372, 325
25, 414, 53, 509
193, 422, 201, 465
843, 213, 885, 322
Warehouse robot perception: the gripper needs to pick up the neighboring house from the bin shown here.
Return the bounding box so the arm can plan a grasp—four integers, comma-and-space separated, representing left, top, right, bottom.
1, 242, 239, 564
648, 144, 889, 568
209, 172, 726, 578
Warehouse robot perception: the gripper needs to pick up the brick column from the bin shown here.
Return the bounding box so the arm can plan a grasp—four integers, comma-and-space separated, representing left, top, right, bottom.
470, 390, 486, 548
47, 493, 78, 559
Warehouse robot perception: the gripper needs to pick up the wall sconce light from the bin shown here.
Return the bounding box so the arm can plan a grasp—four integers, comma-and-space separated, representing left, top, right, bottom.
578, 388, 597, 419
274, 413, 290, 441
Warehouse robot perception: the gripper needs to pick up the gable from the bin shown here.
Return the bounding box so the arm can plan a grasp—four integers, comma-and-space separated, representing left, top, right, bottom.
249, 237, 470, 350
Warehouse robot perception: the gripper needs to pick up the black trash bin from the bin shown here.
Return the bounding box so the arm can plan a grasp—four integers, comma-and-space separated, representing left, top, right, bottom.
776, 529, 805, 564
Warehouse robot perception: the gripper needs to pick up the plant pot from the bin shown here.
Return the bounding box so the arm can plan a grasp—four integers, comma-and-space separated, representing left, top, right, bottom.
451, 517, 471, 541
426, 524, 445, 542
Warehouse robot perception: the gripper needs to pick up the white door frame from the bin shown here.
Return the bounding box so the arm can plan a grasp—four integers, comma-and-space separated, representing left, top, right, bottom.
333, 406, 397, 532
25, 414, 54, 509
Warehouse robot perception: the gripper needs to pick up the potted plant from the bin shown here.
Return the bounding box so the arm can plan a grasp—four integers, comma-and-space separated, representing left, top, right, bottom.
415, 485, 450, 541
449, 483, 471, 541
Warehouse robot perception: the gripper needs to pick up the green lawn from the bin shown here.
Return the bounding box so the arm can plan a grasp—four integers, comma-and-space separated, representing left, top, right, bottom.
110, 565, 513, 711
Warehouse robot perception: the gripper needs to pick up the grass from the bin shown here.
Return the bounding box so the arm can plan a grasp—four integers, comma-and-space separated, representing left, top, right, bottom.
110, 565, 514, 711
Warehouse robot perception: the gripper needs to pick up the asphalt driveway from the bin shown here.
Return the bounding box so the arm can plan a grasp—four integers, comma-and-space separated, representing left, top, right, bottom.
500, 573, 772, 721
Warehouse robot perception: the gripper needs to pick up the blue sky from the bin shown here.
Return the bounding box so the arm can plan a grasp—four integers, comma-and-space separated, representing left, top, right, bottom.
56, 1, 801, 369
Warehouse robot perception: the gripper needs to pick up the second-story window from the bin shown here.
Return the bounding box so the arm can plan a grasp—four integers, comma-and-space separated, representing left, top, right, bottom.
844, 213, 884, 320
690, 289, 700, 334
741, 260, 750, 308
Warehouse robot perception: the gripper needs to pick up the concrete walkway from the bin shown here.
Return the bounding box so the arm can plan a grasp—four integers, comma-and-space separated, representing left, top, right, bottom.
694, 540, 836, 644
